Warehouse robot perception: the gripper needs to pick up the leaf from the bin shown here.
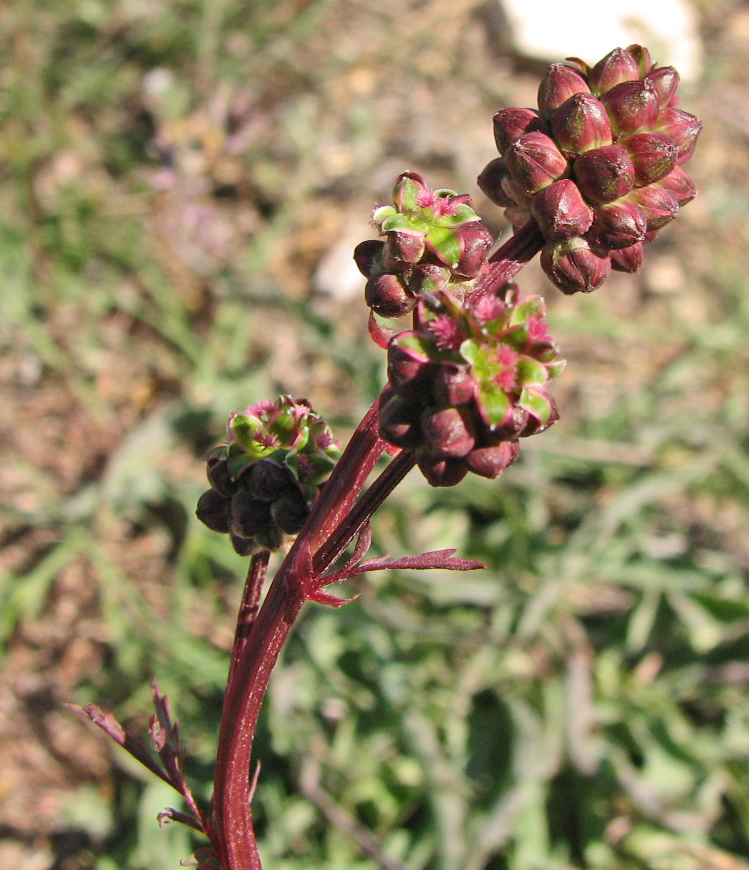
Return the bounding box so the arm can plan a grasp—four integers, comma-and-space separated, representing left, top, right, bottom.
516, 357, 548, 387
510, 295, 545, 326
517, 387, 552, 423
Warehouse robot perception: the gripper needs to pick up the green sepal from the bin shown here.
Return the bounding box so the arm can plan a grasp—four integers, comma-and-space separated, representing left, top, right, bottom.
518, 387, 552, 423
394, 331, 442, 362
516, 357, 549, 387
510, 296, 546, 326
476, 382, 511, 427
380, 212, 429, 234
545, 358, 567, 379
426, 227, 462, 268
232, 414, 269, 455
394, 175, 423, 211
372, 204, 397, 225
227, 453, 257, 481
440, 204, 481, 226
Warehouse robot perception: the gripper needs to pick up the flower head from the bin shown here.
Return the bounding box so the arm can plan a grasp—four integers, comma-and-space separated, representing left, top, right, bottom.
478, 44, 701, 293
196, 396, 340, 554
380, 283, 565, 486
355, 172, 493, 323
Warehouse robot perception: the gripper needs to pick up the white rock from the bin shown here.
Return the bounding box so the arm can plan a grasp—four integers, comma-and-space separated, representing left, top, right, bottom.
498, 0, 702, 82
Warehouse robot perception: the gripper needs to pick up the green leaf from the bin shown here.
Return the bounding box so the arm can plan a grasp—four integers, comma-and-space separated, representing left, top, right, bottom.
394, 331, 440, 361
381, 212, 429, 234
231, 414, 264, 452
372, 204, 397, 224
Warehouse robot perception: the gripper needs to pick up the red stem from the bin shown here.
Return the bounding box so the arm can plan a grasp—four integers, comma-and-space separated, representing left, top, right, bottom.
210, 222, 543, 868
470, 219, 544, 302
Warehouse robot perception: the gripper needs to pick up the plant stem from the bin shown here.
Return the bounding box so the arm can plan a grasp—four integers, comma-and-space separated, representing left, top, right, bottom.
470, 219, 544, 302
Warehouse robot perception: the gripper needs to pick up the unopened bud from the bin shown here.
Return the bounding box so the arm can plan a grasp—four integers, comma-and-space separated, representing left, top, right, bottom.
353, 240, 385, 277
246, 459, 293, 501
551, 93, 612, 156
531, 179, 594, 241
538, 63, 591, 118
454, 222, 493, 278
573, 144, 636, 204
609, 242, 644, 273
416, 454, 468, 487
626, 185, 679, 231
432, 366, 476, 407
588, 47, 641, 95
207, 456, 232, 496
493, 107, 550, 154
421, 407, 476, 458
622, 131, 678, 185
601, 79, 660, 134
384, 231, 426, 268
646, 66, 680, 108
271, 490, 310, 535
196, 489, 231, 533
378, 393, 423, 449
230, 493, 272, 539
655, 108, 702, 164
477, 157, 514, 207
408, 263, 452, 297
505, 132, 568, 194
588, 198, 647, 249
626, 44, 654, 77
656, 164, 696, 206
365, 273, 415, 318
541, 237, 611, 294
388, 344, 435, 399
466, 441, 520, 479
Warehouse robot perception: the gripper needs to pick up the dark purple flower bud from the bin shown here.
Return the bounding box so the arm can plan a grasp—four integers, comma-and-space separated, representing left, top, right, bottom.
626, 185, 679, 231
271, 490, 310, 535
384, 231, 426, 268
207, 456, 233, 496
477, 157, 515, 207
230, 492, 272, 539
493, 107, 550, 154
588, 47, 641, 95
609, 242, 644, 273
502, 175, 531, 207
365, 273, 415, 318
505, 132, 569, 194
541, 237, 611, 294
573, 144, 636, 204
245, 459, 293, 501
538, 63, 591, 118
387, 344, 435, 400
408, 263, 452, 296
621, 131, 678, 185
655, 108, 702, 164
626, 44, 654, 77
466, 441, 520, 479
353, 239, 385, 277
530, 179, 594, 241
416, 453, 468, 487
254, 526, 285, 553
420, 406, 476, 458
196, 488, 231, 533
432, 365, 476, 407
601, 80, 660, 134
551, 93, 613, 156
588, 199, 647, 250
230, 534, 257, 556
454, 222, 493, 278
656, 164, 696, 206
646, 66, 680, 108
378, 393, 423, 449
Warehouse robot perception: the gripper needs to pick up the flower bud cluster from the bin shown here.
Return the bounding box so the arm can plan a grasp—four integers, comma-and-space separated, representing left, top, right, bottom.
478, 45, 701, 293
196, 396, 340, 554
379, 283, 565, 486
354, 172, 493, 318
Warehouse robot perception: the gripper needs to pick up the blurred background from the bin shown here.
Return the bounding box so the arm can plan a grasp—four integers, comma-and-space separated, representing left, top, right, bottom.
1, 0, 748, 868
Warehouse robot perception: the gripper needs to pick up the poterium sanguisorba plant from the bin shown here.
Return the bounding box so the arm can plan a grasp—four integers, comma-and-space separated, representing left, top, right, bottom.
72, 44, 701, 870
